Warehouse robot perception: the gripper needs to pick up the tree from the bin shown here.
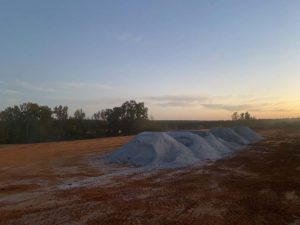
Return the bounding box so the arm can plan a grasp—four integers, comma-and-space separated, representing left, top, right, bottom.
240, 112, 245, 120
0, 102, 53, 143
92, 111, 102, 120
102, 100, 148, 135
100, 109, 109, 120
231, 112, 239, 121
19, 103, 52, 141
231, 111, 256, 121
244, 111, 251, 120
0, 105, 23, 143
0, 106, 21, 121
0, 100, 149, 143
73, 109, 86, 120
39, 106, 53, 121
53, 105, 68, 120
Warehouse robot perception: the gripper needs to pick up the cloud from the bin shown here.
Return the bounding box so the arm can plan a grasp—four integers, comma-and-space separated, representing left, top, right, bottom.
269, 108, 289, 112
201, 102, 291, 112
201, 103, 251, 111
145, 94, 292, 113
145, 95, 210, 107
16, 79, 59, 93
14, 80, 116, 95
63, 82, 114, 91
1, 89, 23, 95
0, 79, 119, 113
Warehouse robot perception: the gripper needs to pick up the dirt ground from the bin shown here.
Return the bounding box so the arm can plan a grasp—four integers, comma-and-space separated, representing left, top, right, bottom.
0, 129, 299, 225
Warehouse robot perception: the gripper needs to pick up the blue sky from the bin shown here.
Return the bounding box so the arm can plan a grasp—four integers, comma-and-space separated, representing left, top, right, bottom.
1, 0, 300, 119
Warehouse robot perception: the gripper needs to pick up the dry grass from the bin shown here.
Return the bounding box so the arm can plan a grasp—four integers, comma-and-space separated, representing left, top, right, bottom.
0, 129, 299, 225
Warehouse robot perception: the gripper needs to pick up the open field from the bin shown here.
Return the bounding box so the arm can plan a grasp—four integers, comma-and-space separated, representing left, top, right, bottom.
0, 129, 300, 225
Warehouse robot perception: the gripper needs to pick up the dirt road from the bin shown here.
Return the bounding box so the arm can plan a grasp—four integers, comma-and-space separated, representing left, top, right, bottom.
0, 129, 299, 225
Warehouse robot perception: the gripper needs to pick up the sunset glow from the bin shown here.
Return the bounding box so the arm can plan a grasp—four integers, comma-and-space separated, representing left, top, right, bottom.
1, 0, 300, 120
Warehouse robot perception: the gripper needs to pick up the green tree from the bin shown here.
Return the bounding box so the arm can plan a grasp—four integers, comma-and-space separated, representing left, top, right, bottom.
20, 103, 52, 142
0, 106, 21, 121
102, 100, 148, 135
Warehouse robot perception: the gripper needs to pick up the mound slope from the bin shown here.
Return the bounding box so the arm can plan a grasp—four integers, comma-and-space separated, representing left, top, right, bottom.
210, 127, 250, 145
167, 131, 222, 160
233, 126, 263, 142
106, 132, 198, 168
192, 130, 233, 155
107, 127, 262, 168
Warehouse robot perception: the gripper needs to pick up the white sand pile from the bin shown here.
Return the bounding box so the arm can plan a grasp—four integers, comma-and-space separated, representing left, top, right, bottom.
106, 127, 263, 168
167, 131, 222, 160
192, 130, 233, 155
233, 126, 263, 143
106, 132, 198, 168
210, 127, 250, 145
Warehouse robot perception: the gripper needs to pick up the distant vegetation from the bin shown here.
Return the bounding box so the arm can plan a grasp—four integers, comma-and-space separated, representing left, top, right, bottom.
0, 102, 102, 143
231, 111, 256, 121
101, 100, 149, 135
0, 101, 299, 144
0, 100, 149, 144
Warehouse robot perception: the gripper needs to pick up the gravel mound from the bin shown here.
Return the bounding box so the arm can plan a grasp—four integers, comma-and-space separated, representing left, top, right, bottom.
210, 127, 250, 145
107, 127, 263, 168
167, 131, 222, 160
106, 132, 198, 168
192, 130, 233, 155
233, 126, 263, 142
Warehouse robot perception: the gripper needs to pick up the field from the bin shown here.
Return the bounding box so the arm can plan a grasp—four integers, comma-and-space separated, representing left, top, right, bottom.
0, 128, 300, 225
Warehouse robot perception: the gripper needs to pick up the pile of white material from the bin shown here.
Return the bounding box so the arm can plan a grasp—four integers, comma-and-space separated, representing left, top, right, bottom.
210, 127, 250, 145
192, 130, 233, 155
106, 132, 198, 167
106, 126, 263, 168
167, 131, 222, 160
233, 126, 263, 142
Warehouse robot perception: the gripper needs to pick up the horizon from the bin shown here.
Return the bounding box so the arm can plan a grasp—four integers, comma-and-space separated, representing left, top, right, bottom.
1, 0, 300, 120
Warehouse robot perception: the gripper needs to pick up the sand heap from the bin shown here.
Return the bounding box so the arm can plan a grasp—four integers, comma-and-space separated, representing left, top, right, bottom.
106, 126, 263, 168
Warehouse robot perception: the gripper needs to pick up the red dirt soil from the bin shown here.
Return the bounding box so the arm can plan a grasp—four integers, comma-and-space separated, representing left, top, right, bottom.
0, 129, 299, 225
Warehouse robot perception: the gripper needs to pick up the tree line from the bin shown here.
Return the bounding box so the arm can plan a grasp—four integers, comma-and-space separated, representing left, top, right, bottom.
0, 101, 260, 144
231, 111, 256, 121
0, 100, 149, 144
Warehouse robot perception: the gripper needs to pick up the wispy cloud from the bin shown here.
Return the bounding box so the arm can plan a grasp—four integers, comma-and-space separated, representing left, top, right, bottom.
16, 79, 59, 93
146, 95, 210, 107
1, 89, 23, 95
63, 82, 114, 91
14, 79, 116, 94
201, 102, 291, 112
0, 79, 122, 114
145, 94, 293, 113
201, 103, 251, 111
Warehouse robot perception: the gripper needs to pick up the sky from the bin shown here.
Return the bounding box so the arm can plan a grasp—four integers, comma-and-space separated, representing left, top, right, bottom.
0, 0, 300, 120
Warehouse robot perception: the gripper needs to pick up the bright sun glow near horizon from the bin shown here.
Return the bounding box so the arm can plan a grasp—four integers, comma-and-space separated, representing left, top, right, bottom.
1, 0, 300, 120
